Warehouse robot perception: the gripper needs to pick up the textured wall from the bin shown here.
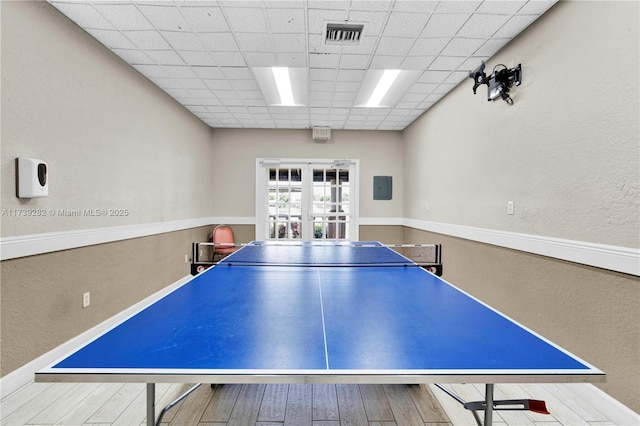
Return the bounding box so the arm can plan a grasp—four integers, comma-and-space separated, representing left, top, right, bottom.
403, 227, 640, 413
403, 1, 639, 248
1, 1, 215, 237
1, 226, 211, 375
0, 1, 216, 376
210, 128, 403, 222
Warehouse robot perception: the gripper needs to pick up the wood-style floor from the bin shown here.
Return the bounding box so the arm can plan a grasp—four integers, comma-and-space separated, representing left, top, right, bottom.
0, 381, 623, 425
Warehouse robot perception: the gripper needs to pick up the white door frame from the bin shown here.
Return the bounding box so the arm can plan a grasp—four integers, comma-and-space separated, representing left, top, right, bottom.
255, 158, 360, 241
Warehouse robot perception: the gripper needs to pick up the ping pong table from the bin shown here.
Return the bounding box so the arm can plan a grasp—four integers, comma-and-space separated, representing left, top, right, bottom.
36, 241, 604, 425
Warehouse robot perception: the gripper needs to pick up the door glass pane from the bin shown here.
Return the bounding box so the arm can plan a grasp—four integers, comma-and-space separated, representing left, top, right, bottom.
262, 163, 354, 241
268, 168, 303, 240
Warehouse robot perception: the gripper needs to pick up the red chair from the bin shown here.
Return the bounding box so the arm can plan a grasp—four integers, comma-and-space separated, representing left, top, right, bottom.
212, 225, 238, 262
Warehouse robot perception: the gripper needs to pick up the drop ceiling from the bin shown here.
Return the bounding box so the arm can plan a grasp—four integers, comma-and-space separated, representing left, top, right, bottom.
48, 0, 557, 131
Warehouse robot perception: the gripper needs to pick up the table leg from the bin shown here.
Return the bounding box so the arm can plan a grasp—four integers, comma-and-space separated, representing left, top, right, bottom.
484, 384, 494, 426
147, 383, 156, 426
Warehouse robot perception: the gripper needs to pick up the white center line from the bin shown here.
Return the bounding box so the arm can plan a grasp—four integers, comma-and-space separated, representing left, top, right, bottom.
317, 269, 330, 370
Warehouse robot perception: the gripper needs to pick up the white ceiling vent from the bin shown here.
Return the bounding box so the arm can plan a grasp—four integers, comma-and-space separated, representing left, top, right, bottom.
312, 127, 331, 141
325, 23, 364, 45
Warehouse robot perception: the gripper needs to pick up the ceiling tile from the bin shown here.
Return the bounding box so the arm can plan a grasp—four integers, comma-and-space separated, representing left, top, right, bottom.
421, 14, 470, 38
124, 30, 171, 50
230, 80, 259, 91
339, 54, 370, 70
518, 1, 556, 15
418, 70, 451, 84
178, 78, 208, 90
266, 8, 306, 33
383, 12, 430, 37
211, 52, 246, 67
276, 53, 307, 67
428, 56, 466, 71
149, 77, 181, 89
146, 50, 185, 66
335, 81, 361, 92
50, 2, 114, 29
441, 37, 485, 56
192, 66, 224, 79
349, 1, 391, 12
457, 14, 511, 38
199, 33, 240, 52
310, 68, 338, 81
475, 38, 510, 57
224, 7, 269, 33
204, 79, 233, 90
163, 65, 198, 79
341, 36, 378, 55
132, 64, 167, 78
310, 80, 335, 92
236, 32, 274, 52
369, 55, 404, 69
337, 69, 365, 82
138, 5, 190, 32
347, 11, 388, 36
112, 49, 153, 64
401, 56, 434, 70
161, 31, 205, 51
178, 51, 216, 66
221, 67, 254, 80
408, 38, 449, 56
93, 4, 154, 31
86, 29, 137, 49
494, 14, 539, 38
272, 33, 306, 53
244, 52, 276, 67
477, 1, 527, 14
238, 90, 264, 100
375, 37, 413, 56
391, 1, 438, 13
307, 9, 346, 34
434, 1, 481, 14
409, 82, 438, 94
179, 6, 230, 33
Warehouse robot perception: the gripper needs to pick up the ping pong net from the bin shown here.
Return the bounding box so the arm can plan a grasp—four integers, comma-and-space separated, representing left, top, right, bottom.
191, 241, 442, 276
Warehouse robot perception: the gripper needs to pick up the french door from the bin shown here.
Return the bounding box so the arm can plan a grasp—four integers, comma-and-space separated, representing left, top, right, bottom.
256, 159, 359, 241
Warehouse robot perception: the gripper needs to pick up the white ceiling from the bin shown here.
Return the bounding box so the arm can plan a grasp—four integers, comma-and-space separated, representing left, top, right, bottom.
48, 0, 557, 131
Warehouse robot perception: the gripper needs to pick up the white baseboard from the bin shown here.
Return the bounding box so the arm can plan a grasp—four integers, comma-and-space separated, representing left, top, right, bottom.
403, 219, 640, 276
0, 217, 259, 261
1, 217, 637, 275
0, 274, 194, 399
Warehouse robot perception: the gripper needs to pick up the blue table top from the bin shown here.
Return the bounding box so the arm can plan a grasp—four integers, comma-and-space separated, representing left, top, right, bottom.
39, 242, 604, 384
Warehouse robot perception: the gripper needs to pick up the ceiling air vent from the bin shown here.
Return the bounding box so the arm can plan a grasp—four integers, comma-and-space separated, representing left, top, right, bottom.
325, 23, 364, 45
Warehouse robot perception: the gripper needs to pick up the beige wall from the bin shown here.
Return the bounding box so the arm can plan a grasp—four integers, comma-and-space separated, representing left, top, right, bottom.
210, 128, 403, 222
1, 1, 215, 238
403, 1, 639, 248
1, 227, 211, 375
403, 227, 640, 413
402, 0, 640, 412
1, 2, 215, 375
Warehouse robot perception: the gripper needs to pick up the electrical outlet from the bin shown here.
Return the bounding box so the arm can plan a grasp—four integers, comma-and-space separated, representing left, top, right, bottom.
184, 254, 189, 263
83, 292, 90, 308
507, 201, 515, 215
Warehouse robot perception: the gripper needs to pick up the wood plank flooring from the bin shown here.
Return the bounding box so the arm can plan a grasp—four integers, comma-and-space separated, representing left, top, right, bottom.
0, 381, 624, 426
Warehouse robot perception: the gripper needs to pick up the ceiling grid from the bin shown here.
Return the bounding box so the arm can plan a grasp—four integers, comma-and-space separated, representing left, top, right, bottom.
49, 0, 557, 130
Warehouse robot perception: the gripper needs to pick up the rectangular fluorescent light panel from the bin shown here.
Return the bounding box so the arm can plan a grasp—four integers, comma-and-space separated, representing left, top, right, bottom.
366, 69, 400, 107
272, 67, 295, 106
253, 67, 307, 107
